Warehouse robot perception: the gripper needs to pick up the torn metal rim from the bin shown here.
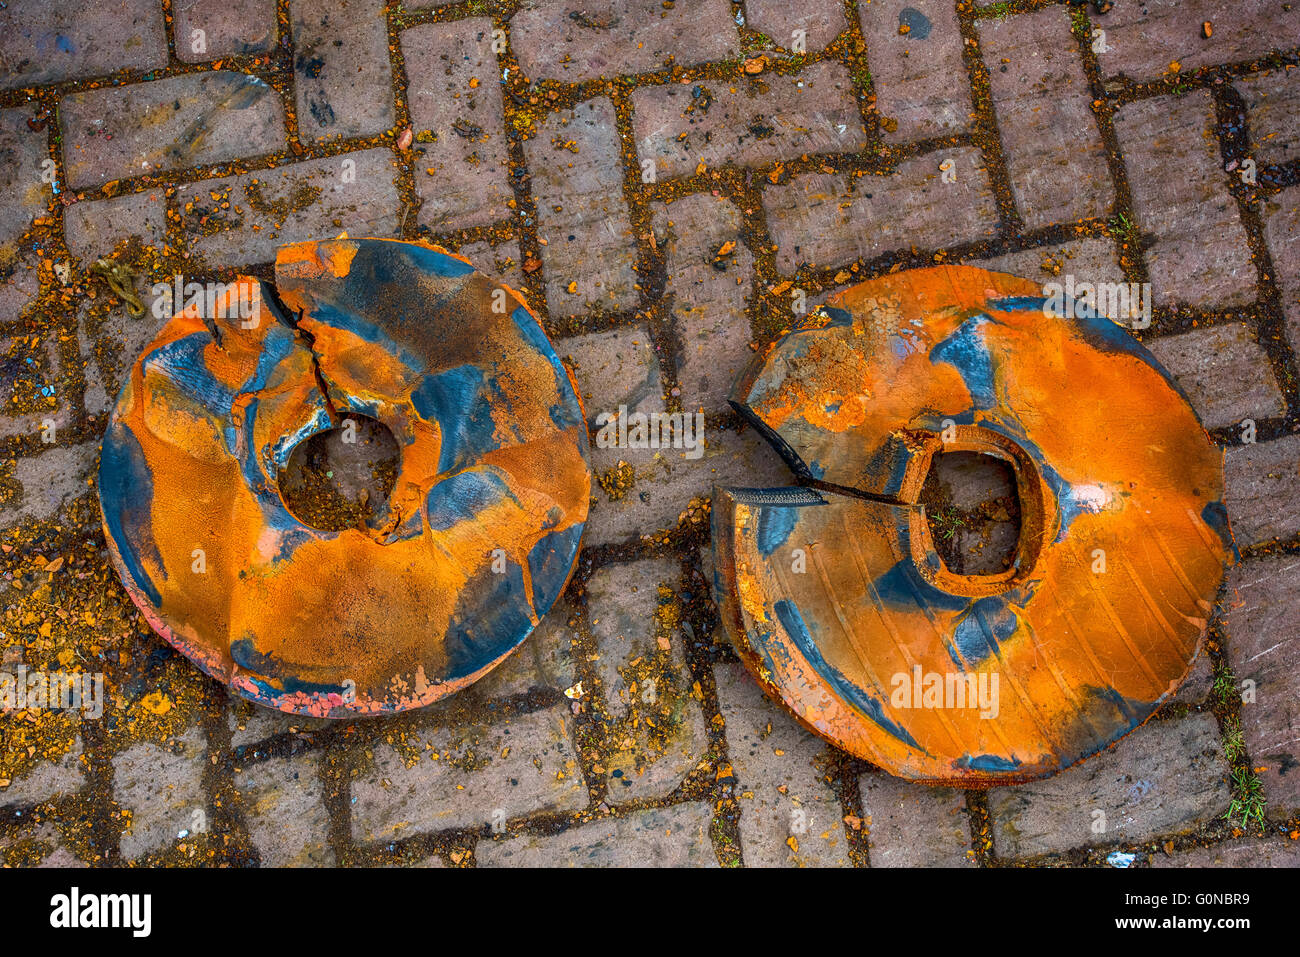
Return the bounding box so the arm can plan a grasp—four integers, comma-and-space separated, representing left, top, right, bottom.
99, 238, 591, 716
712, 265, 1235, 786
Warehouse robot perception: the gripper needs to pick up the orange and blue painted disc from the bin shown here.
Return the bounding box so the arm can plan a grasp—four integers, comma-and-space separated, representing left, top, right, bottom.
713, 265, 1235, 785
99, 238, 590, 716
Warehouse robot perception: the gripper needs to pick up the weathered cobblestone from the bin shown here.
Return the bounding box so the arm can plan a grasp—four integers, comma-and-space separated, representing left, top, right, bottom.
715, 661, 852, 867
236, 753, 334, 866
227, 699, 332, 749
403, 19, 514, 231
560, 323, 663, 424
351, 705, 587, 842
60, 72, 286, 190
745, 0, 846, 53
526, 98, 639, 316
980, 6, 1112, 228
469, 604, 578, 701
987, 714, 1230, 859
478, 802, 718, 866
1150, 835, 1300, 868
1113, 91, 1256, 309
0, 818, 85, 868
1096, 0, 1300, 82
1145, 322, 1286, 430
114, 726, 207, 860
173, 0, 279, 64
457, 238, 525, 292
176, 149, 400, 266
586, 557, 706, 802
765, 149, 999, 273
859, 0, 972, 144
511, 0, 739, 83
0, 0, 166, 89
66, 188, 170, 415
1224, 434, 1300, 546
64, 190, 169, 267
653, 192, 753, 416
1223, 554, 1300, 814
0, 732, 83, 808
0, 107, 53, 323
968, 238, 1125, 307
585, 424, 789, 547
1168, 649, 1215, 710
0, 334, 71, 441
1236, 68, 1300, 167
1264, 188, 1300, 355
292, 0, 396, 141
859, 771, 974, 867
0, 443, 99, 528
632, 60, 866, 181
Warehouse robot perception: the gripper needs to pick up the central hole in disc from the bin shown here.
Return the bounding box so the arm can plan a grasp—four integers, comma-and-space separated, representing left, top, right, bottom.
920, 451, 1021, 576
278, 415, 400, 532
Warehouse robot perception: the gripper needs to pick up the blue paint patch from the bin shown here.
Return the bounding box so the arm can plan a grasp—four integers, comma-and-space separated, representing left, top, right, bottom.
512, 305, 584, 428
268, 406, 333, 475
230, 637, 349, 697
951, 596, 1018, 667
406, 242, 477, 279
756, 506, 799, 556
99, 424, 163, 606
774, 599, 923, 751
410, 363, 501, 473
873, 558, 969, 614
143, 333, 238, 421
985, 296, 1046, 313
899, 6, 932, 39
818, 306, 854, 327
1201, 500, 1237, 558
302, 300, 421, 370
954, 753, 1022, 773
527, 523, 583, 614
425, 467, 518, 532
441, 562, 534, 680
1081, 683, 1148, 726
930, 314, 999, 410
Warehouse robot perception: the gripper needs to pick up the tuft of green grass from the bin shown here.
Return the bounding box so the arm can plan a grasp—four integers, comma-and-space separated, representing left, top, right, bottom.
1211, 663, 1239, 709
1107, 211, 1138, 240
1225, 766, 1266, 830
982, 1, 1018, 22
929, 506, 967, 541
1221, 712, 1246, 764
740, 30, 777, 56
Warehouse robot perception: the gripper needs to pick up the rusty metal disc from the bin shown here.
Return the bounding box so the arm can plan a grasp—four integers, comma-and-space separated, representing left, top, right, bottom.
713, 265, 1235, 785
99, 238, 590, 716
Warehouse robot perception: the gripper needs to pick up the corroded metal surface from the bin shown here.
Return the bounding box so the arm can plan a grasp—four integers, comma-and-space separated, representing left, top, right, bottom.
99, 238, 590, 717
713, 265, 1235, 786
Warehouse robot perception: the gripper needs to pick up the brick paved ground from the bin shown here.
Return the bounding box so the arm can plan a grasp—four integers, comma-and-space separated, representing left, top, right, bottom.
1, 0, 1299, 868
